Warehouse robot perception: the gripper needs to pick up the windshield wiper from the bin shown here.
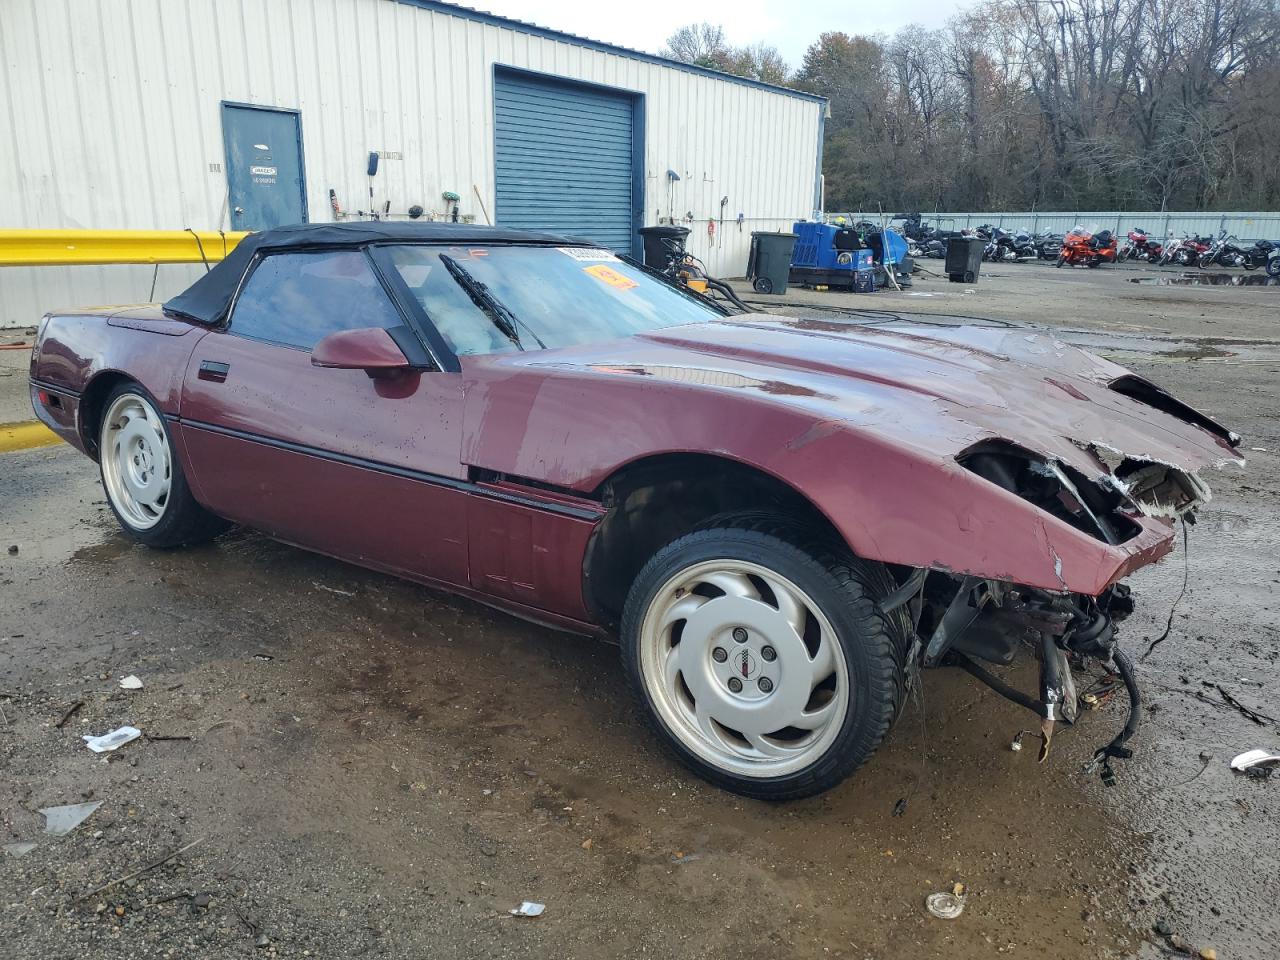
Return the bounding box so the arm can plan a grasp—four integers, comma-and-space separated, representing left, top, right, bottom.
438, 254, 546, 350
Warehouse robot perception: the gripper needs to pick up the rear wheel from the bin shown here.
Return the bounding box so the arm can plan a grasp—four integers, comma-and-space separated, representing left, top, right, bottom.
620, 518, 907, 800
98, 383, 230, 548
752, 276, 774, 294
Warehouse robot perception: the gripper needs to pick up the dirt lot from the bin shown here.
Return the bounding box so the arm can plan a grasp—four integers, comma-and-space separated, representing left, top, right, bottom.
2, 261, 1278, 959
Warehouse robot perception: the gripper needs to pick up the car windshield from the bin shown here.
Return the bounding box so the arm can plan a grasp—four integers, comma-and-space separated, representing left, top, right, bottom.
385, 244, 723, 356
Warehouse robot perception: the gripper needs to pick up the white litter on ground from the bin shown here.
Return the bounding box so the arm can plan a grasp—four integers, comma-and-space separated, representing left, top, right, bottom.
82, 726, 141, 752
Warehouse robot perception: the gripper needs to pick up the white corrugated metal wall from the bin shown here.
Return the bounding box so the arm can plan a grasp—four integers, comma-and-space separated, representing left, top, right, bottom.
0, 0, 823, 328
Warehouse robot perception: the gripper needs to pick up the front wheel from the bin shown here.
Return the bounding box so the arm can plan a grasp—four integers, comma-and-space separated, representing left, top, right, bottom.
98, 383, 231, 548
621, 518, 907, 800
1198, 253, 1214, 269
1268, 257, 1280, 278
1056, 253, 1066, 267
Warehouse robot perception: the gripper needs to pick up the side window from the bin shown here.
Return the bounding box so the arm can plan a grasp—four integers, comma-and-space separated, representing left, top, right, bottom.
385, 246, 517, 357
230, 250, 403, 350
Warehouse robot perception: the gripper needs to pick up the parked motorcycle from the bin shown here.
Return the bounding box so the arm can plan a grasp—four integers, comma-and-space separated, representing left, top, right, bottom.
1117, 228, 1163, 262
1198, 232, 1245, 269
1157, 233, 1211, 266
1034, 230, 1062, 260
1056, 226, 1117, 268
1237, 238, 1276, 270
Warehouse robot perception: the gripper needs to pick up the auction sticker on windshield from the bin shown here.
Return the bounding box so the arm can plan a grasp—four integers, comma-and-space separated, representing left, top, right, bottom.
558, 247, 620, 262
583, 263, 638, 290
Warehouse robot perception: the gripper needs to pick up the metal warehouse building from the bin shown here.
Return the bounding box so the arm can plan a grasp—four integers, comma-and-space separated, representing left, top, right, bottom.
0, 0, 825, 328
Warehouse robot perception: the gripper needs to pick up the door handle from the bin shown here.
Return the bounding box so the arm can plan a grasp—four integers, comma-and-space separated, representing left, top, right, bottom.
198, 360, 230, 383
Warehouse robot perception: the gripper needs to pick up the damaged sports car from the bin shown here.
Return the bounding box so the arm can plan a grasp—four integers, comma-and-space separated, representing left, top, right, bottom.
28, 222, 1242, 799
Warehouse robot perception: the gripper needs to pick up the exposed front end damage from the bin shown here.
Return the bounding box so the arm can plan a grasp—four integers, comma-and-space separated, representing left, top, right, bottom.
900, 425, 1236, 782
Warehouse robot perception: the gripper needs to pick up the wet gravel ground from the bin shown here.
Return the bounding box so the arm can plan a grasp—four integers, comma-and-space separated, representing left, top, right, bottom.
3, 271, 1279, 959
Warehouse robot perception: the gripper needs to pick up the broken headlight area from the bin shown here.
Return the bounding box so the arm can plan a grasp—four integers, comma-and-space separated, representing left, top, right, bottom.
958, 439, 1211, 542
890, 570, 1140, 783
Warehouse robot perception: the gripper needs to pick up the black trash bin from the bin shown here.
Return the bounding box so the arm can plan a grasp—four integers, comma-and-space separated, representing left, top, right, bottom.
945, 236, 984, 283
638, 225, 691, 271
747, 231, 799, 294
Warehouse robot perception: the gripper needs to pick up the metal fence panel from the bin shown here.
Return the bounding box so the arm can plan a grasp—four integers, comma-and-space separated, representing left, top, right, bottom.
832, 210, 1280, 241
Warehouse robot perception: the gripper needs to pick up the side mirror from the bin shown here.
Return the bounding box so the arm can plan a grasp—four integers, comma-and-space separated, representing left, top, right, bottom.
311, 327, 411, 378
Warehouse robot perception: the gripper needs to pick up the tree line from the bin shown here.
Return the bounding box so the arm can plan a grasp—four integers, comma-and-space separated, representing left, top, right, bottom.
662, 1, 1280, 212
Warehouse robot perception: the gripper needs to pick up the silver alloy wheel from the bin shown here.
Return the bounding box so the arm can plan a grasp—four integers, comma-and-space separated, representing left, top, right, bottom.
100, 393, 171, 530
638, 560, 849, 778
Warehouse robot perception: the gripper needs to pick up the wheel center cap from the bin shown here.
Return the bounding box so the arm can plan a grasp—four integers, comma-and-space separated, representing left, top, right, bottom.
734, 648, 759, 679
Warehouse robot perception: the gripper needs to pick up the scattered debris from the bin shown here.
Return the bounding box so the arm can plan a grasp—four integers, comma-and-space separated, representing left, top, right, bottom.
1230, 749, 1280, 773
1010, 730, 1032, 752
255, 934, 271, 949
509, 901, 545, 918
55, 700, 85, 728
925, 891, 965, 919
670, 851, 702, 864
144, 733, 193, 742
891, 797, 908, 817
7, 544, 17, 555
80, 837, 205, 900
580, 838, 593, 850
312, 582, 355, 597
3, 842, 38, 857
252, 654, 274, 662
83, 726, 142, 752
118, 675, 143, 690
39, 800, 103, 835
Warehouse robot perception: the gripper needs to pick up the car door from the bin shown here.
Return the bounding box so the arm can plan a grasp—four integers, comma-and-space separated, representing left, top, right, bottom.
178, 247, 471, 587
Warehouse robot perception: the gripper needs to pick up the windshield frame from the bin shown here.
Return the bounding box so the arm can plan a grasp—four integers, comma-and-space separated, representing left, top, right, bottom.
368, 240, 728, 368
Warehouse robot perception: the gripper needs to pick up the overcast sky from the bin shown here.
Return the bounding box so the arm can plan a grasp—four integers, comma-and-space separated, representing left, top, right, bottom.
469, 0, 974, 68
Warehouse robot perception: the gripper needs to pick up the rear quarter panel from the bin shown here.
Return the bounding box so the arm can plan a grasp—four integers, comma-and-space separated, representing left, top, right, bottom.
30, 306, 207, 455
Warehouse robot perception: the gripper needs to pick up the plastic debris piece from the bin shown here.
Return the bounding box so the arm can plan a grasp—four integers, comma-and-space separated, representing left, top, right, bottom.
670, 852, 702, 864
1230, 749, 1280, 771
510, 901, 545, 918
118, 675, 143, 690
3, 842, 38, 857
39, 800, 103, 835
83, 726, 142, 753
925, 891, 965, 919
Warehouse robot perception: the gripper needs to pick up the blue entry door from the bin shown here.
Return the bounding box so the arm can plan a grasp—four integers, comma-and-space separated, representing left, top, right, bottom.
222, 104, 307, 230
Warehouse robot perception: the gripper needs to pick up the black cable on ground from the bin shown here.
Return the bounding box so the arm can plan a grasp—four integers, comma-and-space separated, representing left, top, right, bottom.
1142, 519, 1190, 661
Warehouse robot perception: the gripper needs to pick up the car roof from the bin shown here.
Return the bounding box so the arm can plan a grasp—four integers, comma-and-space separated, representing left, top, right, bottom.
163, 221, 598, 325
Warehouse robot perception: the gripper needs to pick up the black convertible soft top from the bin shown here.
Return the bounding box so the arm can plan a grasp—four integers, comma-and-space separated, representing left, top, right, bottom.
162, 221, 585, 325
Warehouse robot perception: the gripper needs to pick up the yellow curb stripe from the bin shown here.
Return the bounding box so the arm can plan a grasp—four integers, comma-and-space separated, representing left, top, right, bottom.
0, 420, 61, 453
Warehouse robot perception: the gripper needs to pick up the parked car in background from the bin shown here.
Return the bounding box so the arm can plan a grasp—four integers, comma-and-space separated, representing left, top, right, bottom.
28, 222, 1241, 799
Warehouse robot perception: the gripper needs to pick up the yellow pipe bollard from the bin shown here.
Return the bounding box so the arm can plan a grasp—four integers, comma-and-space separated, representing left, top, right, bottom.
0, 230, 250, 266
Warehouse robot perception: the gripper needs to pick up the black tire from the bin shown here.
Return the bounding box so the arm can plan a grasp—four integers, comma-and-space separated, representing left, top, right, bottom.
752, 276, 774, 294
97, 381, 231, 548
1268, 257, 1280, 278
1087, 258, 1102, 268
620, 516, 908, 801
1055, 253, 1065, 268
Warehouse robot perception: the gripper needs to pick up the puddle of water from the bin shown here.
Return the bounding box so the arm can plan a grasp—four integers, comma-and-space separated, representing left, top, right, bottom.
1129, 273, 1279, 287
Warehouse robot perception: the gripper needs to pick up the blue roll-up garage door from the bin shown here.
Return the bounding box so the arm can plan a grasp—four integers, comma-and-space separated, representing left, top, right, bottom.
494, 71, 636, 254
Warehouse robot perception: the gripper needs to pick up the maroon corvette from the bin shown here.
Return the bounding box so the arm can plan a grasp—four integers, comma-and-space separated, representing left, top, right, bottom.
29, 222, 1241, 799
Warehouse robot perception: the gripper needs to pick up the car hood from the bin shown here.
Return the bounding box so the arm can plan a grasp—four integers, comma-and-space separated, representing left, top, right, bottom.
513, 314, 1241, 480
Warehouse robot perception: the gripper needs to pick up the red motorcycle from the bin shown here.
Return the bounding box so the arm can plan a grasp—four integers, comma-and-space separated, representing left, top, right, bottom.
1057, 227, 1117, 268
1117, 228, 1163, 262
